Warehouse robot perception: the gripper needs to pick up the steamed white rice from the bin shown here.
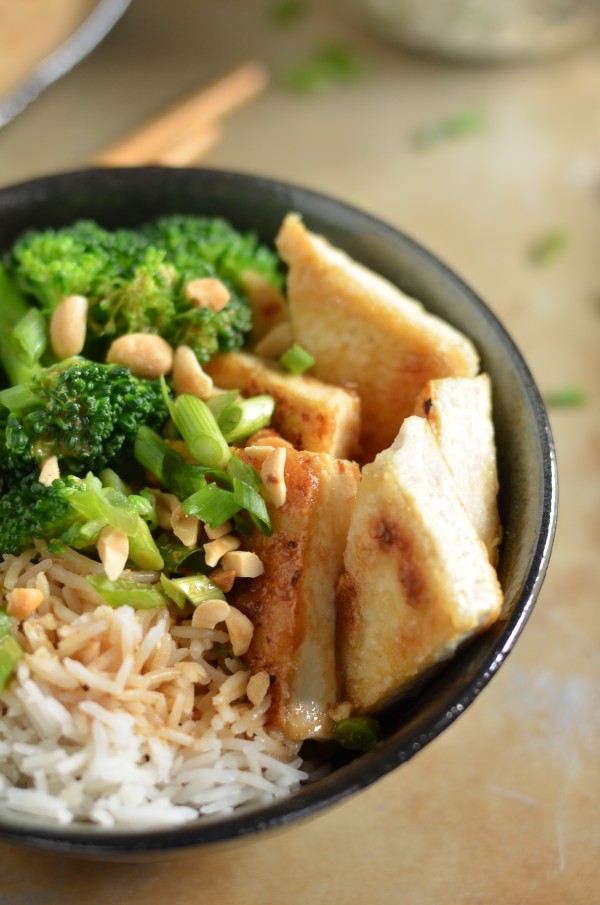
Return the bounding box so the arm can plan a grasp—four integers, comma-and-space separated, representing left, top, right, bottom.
0, 544, 306, 827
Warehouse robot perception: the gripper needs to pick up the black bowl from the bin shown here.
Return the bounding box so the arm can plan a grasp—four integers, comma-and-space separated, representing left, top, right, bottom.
0, 167, 557, 858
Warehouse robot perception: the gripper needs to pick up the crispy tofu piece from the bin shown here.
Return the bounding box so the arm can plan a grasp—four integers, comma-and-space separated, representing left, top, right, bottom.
414, 374, 502, 566
229, 448, 360, 740
205, 351, 360, 460
337, 416, 503, 714
239, 269, 290, 344
276, 213, 479, 462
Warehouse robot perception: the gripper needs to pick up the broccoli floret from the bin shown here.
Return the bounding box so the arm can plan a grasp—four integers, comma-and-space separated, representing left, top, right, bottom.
141, 215, 283, 291
8, 220, 146, 311
0, 472, 163, 569
0, 358, 168, 478
6, 215, 283, 364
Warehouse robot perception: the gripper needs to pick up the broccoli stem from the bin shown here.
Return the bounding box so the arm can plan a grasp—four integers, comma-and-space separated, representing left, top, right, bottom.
0, 265, 48, 387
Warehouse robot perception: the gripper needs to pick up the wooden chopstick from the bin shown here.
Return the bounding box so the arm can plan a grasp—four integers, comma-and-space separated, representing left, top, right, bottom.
91, 61, 268, 167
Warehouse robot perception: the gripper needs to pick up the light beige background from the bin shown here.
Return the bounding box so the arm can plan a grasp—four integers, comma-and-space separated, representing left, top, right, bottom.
0, 1, 599, 902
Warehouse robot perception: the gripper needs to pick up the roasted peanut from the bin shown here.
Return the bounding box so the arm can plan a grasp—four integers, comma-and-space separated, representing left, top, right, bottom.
191, 598, 231, 630
49, 295, 88, 360
220, 550, 264, 578
203, 535, 240, 569
246, 671, 270, 706
172, 345, 214, 399
184, 278, 230, 312
97, 527, 129, 581
38, 456, 60, 487
106, 333, 174, 379
7, 587, 44, 621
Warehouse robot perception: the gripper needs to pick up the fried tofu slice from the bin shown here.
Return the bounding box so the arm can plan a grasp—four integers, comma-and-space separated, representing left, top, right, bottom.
205, 350, 360, 460
276, 213, 479, 462
337, 416, 503, 714
413, 374, 502, 566
229, 448, 360, 740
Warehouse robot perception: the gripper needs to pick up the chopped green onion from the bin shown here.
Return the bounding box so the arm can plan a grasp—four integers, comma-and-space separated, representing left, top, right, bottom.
0, 607, 12, 637
266, 0, 308, 26
411, 107, 486, 150
170, 394, 231, 469
134, 426, 184, 485
182, 481, 240, 527
166, 462, 232, 499
127, 519, 164, 571
334, 716, 381, 752
544, 387, 587, 407
529, 228, 569, 265
227, 452, 262, 489
156, 541, 204, 574
128, 492, 158, 528
217, 394, 275, 445
206, 390, 241, 419
160, 573, 225, 609
232, 478, 272, 535
279, 343, 315, 375
87, 575, 170, 609
12, 308, 48, 367
99, 468, 132, 496
281, 42, 366, 94
0, 383, 39, 412
0, 634, 23, 691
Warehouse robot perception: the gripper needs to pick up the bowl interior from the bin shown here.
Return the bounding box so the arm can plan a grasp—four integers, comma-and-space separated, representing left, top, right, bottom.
0, 167, 557, 857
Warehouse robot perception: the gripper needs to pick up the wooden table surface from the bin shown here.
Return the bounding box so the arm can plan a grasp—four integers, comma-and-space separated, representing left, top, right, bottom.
0, 2, 598, 902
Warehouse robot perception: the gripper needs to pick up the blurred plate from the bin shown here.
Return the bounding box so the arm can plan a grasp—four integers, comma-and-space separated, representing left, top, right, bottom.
0, 0, 131, 129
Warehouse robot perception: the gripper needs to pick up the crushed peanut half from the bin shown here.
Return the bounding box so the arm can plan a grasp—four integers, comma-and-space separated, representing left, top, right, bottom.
220, 550, 264, 579
246, 671, 271, 707
208, 568, 237, 593
171, 505, 200, 548
149, 490, 181, 530
204, 520, 233, 540
184, 277, 230, 312
260, 447, 287, 508
225, 607, 254, 656
203, 535, 241, 569
38, 455, 60, 487
191, 598, 231, 630
106, 332, 174, 379
172, 345, 214, 399
49, 295, 88, 360
97, 527, 129, 581
6, 587, 44, 621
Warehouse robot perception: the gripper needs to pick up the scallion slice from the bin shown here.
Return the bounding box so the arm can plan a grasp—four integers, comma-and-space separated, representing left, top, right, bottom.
0, 635, 23, 692
182, 481, 240, 527
217, 395, 275, 445
160, 573, 225, 609
87, 575, 170, 609
334, 716, 381, 752
279, 343, 315, 375
170, 394, 231, 469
